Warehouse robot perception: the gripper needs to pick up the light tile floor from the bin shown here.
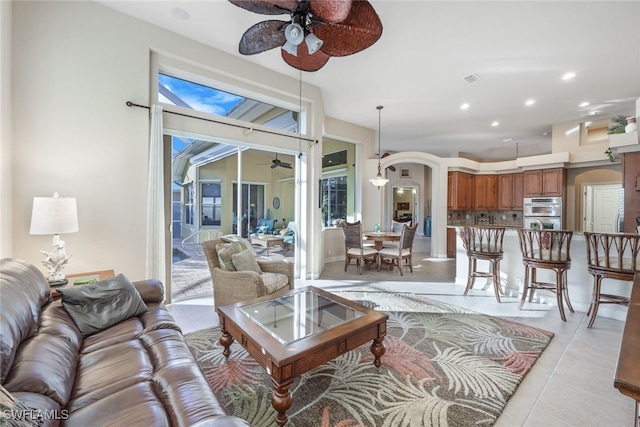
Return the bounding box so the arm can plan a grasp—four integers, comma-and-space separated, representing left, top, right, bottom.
168, 236, 635, 426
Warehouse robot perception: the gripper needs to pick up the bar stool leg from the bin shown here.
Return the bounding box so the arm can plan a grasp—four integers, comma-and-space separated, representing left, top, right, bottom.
519, 264, 530, 310
464, 258, 476, 296
491, 260, 501, 303
587, 276, 603, 328
556, 269, 566, 322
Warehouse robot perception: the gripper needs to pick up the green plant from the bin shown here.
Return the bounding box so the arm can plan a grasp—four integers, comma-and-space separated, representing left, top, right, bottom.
605, 147, 615, 162
608, 115, 628, 134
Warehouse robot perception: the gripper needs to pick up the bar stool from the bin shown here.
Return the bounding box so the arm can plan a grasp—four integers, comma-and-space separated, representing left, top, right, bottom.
517, 229, 574, 321
584, 232, 640, 328
462, 226, 506, 302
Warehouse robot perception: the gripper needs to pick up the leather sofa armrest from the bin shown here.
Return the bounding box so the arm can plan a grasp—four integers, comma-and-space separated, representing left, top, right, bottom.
132, 279, 165, 303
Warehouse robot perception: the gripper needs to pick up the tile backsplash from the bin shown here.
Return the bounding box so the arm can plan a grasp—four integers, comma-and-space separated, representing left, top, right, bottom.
448, 210, 523, 227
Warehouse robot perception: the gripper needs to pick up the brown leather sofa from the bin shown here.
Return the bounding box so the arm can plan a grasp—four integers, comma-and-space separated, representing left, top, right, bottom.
0, 258, 249, 427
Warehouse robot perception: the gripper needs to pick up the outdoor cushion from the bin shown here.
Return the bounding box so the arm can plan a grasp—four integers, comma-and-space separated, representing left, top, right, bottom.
261, 272, 290, 294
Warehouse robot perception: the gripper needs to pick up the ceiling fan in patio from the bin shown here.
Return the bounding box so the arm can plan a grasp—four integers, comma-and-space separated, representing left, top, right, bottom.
260, 153, 293, 169
229, 0, 383, 72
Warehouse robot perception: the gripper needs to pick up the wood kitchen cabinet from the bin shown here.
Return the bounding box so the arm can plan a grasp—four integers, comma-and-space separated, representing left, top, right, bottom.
523, 168, 565, 197
447, 227, 457, 258
474, 175, 497, 210
498, 173, 524, 210
447, 172, 475, 210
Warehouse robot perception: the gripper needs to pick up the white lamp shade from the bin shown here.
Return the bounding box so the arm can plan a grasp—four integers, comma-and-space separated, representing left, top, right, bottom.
282, 41, 299, 56
30, 196, 79, 235
369, 174, 389, 187
305, 33, 323, 54
284, 23, 304, 45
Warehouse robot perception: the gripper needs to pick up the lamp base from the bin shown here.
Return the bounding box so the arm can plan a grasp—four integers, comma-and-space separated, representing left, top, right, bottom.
48, 278, 68, 287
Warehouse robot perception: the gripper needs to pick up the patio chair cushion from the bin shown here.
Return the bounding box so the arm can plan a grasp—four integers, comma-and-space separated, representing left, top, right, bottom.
261, 272, 290, 294
231, 249, 262, 274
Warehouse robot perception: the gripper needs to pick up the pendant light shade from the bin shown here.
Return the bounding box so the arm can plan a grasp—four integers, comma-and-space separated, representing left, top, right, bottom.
370, 105, 389, 188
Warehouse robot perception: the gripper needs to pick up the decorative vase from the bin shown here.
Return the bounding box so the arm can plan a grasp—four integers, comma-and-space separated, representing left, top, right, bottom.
626, 117, 637, 133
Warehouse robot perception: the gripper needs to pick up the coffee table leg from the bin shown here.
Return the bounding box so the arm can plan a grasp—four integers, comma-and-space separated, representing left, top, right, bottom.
270, 378, 294, 427
370, 338, 386, 368
220, 330, 234, 358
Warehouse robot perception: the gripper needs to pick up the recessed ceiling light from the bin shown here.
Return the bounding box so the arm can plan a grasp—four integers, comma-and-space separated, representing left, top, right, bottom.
579, 101, 590, 107
525, 99, 535, 106
502, 138, 513, 143
562, 72, 576, 80
460, 103, 470, 110
171, 7, 190, 20
491, 121, 500, 127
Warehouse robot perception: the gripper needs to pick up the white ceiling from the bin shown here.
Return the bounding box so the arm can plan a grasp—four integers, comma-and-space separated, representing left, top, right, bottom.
98, 1, 640, 160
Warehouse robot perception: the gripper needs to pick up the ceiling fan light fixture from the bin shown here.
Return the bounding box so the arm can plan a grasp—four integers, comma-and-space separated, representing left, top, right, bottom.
305, 32, 323, 55
284, 23, 304, 45
282, 40, 299, 56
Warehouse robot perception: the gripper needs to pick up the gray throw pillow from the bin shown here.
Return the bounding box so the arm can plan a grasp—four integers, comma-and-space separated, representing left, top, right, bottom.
231, 249, 262, 274
59, 274, 148, 337
216, 241, 243, 271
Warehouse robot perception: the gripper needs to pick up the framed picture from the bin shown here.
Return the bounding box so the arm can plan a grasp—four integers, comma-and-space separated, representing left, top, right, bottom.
400, 168, 411, 178
397, 202, 410, 211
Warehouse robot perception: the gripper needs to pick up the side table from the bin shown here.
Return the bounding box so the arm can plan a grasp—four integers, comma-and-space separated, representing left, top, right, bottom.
51, 270, 115, 301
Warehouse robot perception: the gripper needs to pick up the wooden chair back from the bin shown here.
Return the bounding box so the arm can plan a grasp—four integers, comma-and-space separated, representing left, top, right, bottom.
517, 229, 573, 263
584, 232, 640, 279
462, 226, 505, 255
341, 221, 364, 250
400, 223, 418, 251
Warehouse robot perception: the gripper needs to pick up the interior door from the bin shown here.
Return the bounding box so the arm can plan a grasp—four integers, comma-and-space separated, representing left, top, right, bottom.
585, 184, 622, 232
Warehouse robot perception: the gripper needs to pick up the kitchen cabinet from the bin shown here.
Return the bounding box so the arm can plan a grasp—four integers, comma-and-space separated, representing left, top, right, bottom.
474, 175, 497, 210
523, 168, 565, 197
447, 227, 457, 258
447, 172, 474, 210
498, 173, 524, 210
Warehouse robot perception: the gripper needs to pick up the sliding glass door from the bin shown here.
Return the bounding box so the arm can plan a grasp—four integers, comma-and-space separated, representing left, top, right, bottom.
232, 183, 265, 237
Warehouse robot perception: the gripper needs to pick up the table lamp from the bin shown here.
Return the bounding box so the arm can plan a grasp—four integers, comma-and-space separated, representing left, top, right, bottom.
30, 192, 79, 286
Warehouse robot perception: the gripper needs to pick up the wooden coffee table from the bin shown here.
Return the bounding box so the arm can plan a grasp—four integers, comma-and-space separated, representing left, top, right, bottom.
250, 235, 285, 255
218, 286, 388, 426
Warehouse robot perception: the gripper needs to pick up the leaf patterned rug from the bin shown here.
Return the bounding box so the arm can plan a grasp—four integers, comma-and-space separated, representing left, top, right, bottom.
184, 291, 554, 427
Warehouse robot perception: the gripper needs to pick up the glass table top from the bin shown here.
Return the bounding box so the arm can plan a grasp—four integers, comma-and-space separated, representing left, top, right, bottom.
238, 289, 366, 345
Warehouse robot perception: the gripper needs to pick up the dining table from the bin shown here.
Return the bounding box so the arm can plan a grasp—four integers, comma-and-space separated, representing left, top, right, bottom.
363, 231, 401, 251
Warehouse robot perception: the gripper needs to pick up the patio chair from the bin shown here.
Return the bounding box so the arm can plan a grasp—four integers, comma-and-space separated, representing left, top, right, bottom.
341, 221, 378, 274
202, 238, 294, 311
377, 223, 418, 275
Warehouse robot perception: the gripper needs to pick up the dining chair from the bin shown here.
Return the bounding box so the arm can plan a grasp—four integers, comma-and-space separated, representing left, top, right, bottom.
377, 223, 418, 275
462, 226, 506, 302
584, 232, 640, 328
381, 220, 407, 250
517, 229, 574, 321
341, 221, 378, 274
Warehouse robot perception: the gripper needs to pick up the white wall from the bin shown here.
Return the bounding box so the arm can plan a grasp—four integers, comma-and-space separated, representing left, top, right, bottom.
1, 0, 12, 258
9, 1, 373, 281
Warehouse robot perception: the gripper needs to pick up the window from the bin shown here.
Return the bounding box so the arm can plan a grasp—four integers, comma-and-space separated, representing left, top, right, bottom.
322, 150, 347, 168
201, 182, 221, 226
321, 176, 348, 227
184, 182, 194, 226
232, 183, 266, 237
158, 73, 299, 133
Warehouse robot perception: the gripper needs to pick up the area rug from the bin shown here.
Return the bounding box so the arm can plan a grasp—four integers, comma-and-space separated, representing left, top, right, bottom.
184, 291, 554, 427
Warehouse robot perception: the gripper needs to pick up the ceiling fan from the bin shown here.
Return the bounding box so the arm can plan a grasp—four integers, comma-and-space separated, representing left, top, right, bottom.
229, 0, 383, 72
261, 153, 293, 169
381, 152, 396, 172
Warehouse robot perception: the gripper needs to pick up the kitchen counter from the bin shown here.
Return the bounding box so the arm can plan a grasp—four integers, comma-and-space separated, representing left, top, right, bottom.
451, 228, 630, 322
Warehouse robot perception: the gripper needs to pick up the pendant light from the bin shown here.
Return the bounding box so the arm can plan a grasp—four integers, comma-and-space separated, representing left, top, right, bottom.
369, 105, 390, 188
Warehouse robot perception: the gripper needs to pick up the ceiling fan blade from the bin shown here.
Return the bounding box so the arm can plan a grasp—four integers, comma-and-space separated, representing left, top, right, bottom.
239, 20, 287, 55
280, 162, 293, 168
314, 1, 382, 57
309, 0, 352, 23
228, 0, 297, 15
281, 40, 331, 71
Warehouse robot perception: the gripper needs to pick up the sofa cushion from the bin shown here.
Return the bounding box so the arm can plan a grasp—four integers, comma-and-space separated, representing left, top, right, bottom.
59, 274, 148, 337
231, 249, 262, 274
261, 272, 290, 294
1, 385, 43, 427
